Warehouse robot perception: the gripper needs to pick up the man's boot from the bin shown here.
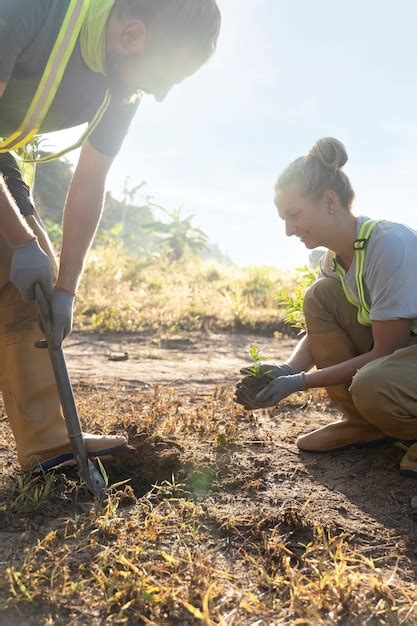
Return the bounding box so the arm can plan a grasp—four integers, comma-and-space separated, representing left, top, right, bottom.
297, 279, 388, 452
0, 286, 127, 471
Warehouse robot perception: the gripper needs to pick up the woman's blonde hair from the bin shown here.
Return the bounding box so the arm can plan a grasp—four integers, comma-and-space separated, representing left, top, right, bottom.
275, 138, 355, 209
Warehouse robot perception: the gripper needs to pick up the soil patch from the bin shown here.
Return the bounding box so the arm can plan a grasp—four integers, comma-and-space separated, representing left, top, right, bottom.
235, 374, 270, 408
106, 426, 184, 496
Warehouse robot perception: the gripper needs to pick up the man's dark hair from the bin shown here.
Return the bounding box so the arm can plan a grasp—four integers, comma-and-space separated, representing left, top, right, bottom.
116, 0, 221, 62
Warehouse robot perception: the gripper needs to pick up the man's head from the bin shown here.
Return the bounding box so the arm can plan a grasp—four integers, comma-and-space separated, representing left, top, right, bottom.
106, 0, 221, 101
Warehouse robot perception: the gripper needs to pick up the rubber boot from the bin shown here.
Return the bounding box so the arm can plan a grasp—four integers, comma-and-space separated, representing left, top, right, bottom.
400, 443, 417, 476
297, 278, 388, 452
0, 284, 127, 471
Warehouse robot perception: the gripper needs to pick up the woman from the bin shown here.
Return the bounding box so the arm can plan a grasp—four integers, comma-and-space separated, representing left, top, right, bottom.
236, 137, 417, 475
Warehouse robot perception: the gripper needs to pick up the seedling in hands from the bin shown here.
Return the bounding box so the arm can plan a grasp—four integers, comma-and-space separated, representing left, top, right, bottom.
235, 346, 273, 410
248, 345, 272, 378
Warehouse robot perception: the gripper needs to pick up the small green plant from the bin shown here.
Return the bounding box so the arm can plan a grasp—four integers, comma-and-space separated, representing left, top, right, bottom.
248, 345, 267, 378
1, 472, 57, 512
276, 265, 319, 332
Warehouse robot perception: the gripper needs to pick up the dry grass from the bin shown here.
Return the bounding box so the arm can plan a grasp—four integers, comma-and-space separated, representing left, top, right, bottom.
1, 384, 416, 625
75, 246, 294, 335
4, 492, 416, 625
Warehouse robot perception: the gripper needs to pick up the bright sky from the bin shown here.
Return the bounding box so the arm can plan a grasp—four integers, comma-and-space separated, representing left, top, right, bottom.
48, 0, 417, 269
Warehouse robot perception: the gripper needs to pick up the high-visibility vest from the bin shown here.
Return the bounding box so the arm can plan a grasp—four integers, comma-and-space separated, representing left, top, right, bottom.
332, 219, 417, 333
0, 0, 111, 164
332, 219, 379, 326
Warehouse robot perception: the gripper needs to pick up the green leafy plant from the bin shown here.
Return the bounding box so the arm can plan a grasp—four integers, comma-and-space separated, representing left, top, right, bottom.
247, 345, 267, 378
276, 265, 319, 333
1, 472, 57, 512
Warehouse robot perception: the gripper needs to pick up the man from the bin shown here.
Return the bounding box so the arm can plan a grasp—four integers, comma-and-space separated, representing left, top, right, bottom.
0, 0, 221, 471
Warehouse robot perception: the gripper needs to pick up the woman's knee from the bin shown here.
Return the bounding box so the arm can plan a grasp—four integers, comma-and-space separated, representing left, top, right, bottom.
350, 359, 386, 420
303, 277, 341, 318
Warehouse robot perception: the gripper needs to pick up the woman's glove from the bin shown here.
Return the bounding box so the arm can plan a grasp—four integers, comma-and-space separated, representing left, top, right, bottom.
239, 362, 294, 378
254, 373, 307, 408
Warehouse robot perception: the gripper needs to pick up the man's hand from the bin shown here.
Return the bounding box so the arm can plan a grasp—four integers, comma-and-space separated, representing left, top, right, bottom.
10, 239, 54, 301
51, 289, 75, 349
239, 363, 294, 378
254, 373, 307, 408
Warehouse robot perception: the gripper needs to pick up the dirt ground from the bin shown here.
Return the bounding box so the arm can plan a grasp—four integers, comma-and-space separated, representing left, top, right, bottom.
64, 330, 417, 548
1, 330, 416, 624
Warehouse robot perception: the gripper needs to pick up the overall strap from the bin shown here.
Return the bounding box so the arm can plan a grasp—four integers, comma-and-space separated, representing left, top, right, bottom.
353, 219, 379, 323
22, 90, 111, 164
0, 0, 92, 154
332, 219, 380, 326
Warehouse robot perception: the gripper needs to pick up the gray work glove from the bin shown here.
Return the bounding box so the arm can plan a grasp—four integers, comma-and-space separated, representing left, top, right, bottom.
253, 373, 307, 408
51, 289, 75, 349
10, 239, 54, 301
239, 362, 294, 378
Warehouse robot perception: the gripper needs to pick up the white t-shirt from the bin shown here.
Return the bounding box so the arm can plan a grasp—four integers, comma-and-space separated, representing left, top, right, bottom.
320, 216, 417, 324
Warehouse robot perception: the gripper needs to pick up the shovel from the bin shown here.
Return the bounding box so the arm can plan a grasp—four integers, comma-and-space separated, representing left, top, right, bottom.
34, 283, 106, 498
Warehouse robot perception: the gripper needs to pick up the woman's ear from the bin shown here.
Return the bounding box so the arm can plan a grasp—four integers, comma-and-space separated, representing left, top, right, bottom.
324, 190, 337, 214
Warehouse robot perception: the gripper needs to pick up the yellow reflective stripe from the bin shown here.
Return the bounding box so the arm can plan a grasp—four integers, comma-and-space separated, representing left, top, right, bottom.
335, 220, 417, 331
354, 220, 379, 324
23, 90, 111, 163
0, 0, 90, 152
334, 219, 379, 326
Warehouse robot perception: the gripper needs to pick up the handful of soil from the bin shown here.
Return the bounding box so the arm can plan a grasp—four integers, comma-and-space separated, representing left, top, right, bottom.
234, 374, 271, 410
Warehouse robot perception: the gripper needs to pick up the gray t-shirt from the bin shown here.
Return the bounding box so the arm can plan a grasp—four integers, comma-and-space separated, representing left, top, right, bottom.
320, 216, 417, 324
0, 0, 139, 156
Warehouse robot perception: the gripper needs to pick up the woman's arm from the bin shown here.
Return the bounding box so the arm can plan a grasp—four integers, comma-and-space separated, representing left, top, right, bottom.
304, 318, 412, 388
287, 334, 315, 373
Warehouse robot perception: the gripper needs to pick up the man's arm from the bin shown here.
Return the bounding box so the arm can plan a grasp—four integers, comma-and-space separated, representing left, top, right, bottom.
0, 175, 35, 244
0, 174, 55, 300
0, 78, 37, 246
56, 141, 114, 293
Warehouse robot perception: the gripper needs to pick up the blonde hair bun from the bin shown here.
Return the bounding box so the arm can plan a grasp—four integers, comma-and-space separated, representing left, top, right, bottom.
308, 137, 348, 171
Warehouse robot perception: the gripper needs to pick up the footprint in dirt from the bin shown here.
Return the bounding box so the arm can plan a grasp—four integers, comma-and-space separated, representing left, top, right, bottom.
104, 426, 184, 496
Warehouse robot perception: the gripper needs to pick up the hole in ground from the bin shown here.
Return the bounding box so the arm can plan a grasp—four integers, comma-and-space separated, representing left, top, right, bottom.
104, 426, 184, 497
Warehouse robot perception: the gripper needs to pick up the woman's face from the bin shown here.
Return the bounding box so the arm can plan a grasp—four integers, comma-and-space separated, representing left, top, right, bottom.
275, 187, 334, 249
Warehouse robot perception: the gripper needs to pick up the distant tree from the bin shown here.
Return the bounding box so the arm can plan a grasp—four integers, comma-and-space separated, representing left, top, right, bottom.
32, 157, 154, 252
120, 177, 147, 232
26, 149, 225, 263
144, 204, 209, 261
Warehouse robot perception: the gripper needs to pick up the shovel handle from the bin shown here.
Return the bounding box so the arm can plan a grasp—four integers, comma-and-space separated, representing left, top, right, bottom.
34, 283, 53, 341
34, 283, 106, 497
